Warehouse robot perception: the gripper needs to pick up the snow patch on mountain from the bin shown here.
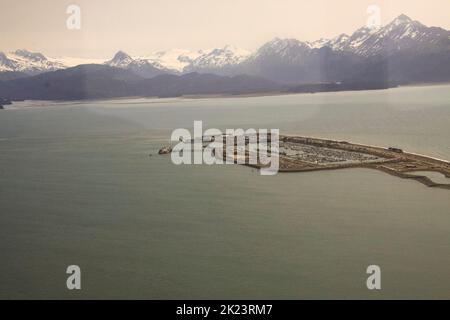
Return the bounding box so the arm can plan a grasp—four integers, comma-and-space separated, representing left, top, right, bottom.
307, 38, 330, 49
186, 45, 250, 71
0, 49, 65, 73
140, 49, 203, 72
48, 56, 107, 67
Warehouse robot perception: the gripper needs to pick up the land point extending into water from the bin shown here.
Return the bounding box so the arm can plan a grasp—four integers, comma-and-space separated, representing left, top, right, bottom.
161, 134, 450, 190
272, 135, 450, 190
246, 135, 450, 189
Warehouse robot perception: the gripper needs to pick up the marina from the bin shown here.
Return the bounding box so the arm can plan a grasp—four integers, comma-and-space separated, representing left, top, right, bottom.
216, 134, 450, 189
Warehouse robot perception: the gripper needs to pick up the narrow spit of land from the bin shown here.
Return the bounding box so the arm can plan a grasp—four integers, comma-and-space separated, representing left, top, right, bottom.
264, 135, 450, 190
159, 135, 450, 189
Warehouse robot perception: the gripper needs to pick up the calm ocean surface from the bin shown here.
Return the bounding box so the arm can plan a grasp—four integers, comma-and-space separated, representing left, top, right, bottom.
0, 85, 449, 299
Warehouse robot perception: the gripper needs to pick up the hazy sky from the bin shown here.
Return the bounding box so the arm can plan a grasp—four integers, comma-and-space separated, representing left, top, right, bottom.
1, 0, 449, 58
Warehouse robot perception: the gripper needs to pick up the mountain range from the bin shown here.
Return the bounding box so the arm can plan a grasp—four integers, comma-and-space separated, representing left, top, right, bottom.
1, 14, 449, 100
0, 64, 283, 100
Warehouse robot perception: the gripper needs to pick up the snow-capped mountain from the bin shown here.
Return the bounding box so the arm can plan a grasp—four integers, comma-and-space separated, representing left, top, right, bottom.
233, 14, 450, 83
239, 37, 362, 83
250, 14, 450, 62
251, 38, 310, 62
105, 51, 135, 68
103, 46, 251, 76
2, 14, 449, 85
183, 45, 250, 73
324, 34, 351, 51
322, 14, 450, 56
104, 50, 170, 78
0, 49, 65, 74
0, 53, 15, 72
142, 49, 204, 72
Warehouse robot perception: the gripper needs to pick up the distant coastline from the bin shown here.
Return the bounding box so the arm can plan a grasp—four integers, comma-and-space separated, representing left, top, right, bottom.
7, 81, 450, 107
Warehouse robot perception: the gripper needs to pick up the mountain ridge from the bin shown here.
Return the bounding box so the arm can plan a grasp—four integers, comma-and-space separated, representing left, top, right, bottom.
0, 64, 285, 100
1, 14, 450, 87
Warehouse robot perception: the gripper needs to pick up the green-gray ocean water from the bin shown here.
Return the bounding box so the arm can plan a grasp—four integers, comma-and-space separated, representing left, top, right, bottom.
0, 85, 449, 299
